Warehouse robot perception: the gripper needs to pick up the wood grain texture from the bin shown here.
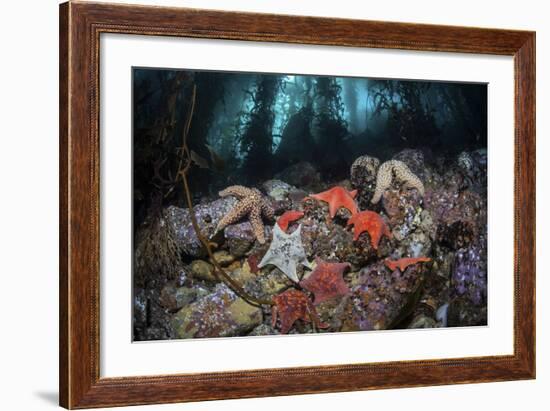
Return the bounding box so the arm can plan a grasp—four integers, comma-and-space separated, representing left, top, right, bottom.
59, 1, 536, 408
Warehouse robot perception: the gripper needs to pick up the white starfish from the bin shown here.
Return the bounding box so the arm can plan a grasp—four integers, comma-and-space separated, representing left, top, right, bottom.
258, 224, 311, 282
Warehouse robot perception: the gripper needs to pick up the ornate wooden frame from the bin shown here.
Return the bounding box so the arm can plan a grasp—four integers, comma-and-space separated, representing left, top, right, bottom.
59, 1, 536, 408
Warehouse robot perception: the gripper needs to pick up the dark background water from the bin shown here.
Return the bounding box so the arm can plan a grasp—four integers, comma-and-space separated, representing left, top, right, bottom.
133, 68, 487, 227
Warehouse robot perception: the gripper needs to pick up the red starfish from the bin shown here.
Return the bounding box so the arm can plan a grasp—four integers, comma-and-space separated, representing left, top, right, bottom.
272, 289, 328, 334
309, 186, 358, 219
277, 210, 304, 232
299, 258, 351, 305
347, 210, 392, 249
384, 257, 431, 272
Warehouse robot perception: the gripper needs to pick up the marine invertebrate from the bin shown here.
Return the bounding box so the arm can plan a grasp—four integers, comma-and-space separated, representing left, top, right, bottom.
300, 258, 351, 305
277, 210, 304, 232
384, 257, 431, 272
271, 288, 328, 334
371, 160, 425, 204
216, 185, 275, 244
309, 186, 359, 219
258, 224, 311, 282
347, 210, 392, 250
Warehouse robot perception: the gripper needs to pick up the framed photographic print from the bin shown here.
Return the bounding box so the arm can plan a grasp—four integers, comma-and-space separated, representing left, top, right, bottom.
59, 1, 535, 409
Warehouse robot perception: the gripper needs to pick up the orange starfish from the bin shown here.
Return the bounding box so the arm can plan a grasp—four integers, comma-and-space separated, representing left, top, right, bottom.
277, 210, 304, 232
271, 289, 328, 334
300, 258, 351, 305
347, 210, 392, 249
384, 257, 431, 272
309, 186, 358, 219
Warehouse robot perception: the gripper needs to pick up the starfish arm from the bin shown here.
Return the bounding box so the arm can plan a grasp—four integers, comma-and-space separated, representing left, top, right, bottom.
283, 260, 300, 283
215, 200, 252, 232
301, 257, 314, 270
219, 185, 253, 199
384, 259, 397, 271
328, 202, 340, 219
371, 162, 393, 204
346, 199, 359, 215
306, 301, 329, 329
258, 249, 275, 269
250, 205, 266, 244
279, 317, 294, 334
393, 162, 425, 196
370, 230, 382, 250
261, 200, 275, 220
352, 226, 361, 241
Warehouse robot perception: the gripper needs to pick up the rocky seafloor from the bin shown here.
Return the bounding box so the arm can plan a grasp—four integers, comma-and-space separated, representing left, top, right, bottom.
133, 148, 488, 341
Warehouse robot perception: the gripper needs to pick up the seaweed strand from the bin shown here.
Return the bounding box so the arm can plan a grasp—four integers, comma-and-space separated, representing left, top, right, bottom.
178, 85, 273, 307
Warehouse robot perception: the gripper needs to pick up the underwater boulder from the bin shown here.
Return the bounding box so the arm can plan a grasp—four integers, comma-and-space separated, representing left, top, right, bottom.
171, 283, 263, 339
262, 179, 295, 201
407, 314, 437, 329
340, 260, 426, 331
159, 283, 209, 311
224, 221, 268, 257
134, 284, 174, 341
456, 150, 488, 191
275, 161, 321, 189
444, 243, 487, 327
424, 184, 485, 231
189, 260, 217, 282
164, 197, 237, 258
450, 245, 487, 307
248, 323, 279, 336
262, 179, 295, 214
243, 267, 294, 301
448, 297, 487, 327
296, 206, 378, 271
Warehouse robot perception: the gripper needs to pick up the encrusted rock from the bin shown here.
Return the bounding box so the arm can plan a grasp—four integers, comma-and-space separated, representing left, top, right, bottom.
301, 220, 376, 271
210, 250, 235, 266
248, 323, 279, 336
224, 222, 260, 257
276, 161, 321, 189
262, 179, 295, 201
451, 245, 487, 306
134, 285, 173, 341
243, 267, 293, 300
165, 198, 237, 258
407, 314, 437, 329
190, 260, 217, 282
160, 284, 209, 311
448, 297, 487, 327
171, 284, 263, 339
340, 261, 426, 331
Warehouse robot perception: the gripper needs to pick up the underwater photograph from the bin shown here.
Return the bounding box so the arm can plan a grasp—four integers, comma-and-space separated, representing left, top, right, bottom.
132, 68, 488, 341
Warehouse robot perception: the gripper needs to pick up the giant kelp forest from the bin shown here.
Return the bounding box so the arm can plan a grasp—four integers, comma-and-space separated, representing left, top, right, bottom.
133, 68, 488, 341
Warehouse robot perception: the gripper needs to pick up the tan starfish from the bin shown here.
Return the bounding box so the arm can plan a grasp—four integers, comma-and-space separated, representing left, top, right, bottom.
371, 160, 425, 204
215, 185, 275, 244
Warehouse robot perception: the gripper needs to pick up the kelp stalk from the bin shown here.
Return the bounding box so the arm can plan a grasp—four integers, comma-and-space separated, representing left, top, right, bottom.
178, 85, 273, 307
